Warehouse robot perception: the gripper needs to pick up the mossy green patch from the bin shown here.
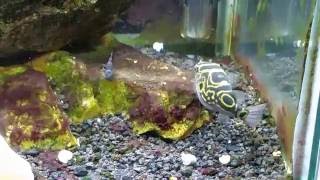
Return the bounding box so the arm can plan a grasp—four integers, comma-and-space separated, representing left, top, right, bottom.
0, 66, 27, 85
31, 51, 81, 89
20, 132, 77, 150
68, 80, 101, 123
31, 51, 134, 124
95, 80, 132, 114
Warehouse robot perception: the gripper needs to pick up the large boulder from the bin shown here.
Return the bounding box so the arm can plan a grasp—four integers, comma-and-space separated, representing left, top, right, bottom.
0, 0, 133, 57
0, 66, 77, 150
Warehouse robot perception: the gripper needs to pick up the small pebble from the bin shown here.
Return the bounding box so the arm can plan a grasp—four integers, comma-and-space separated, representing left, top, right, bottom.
273, 151, 282, 157
57, 150, 73, 164
181, 152, 197, 166
219, 155, 231, 165
73, 166, 88, 177
180, 166, 193, 177
153, 42, 164, 52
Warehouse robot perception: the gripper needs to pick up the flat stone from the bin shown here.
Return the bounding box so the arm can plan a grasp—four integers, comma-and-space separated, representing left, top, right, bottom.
180, 166, 193, 177
74, 166, 88, 177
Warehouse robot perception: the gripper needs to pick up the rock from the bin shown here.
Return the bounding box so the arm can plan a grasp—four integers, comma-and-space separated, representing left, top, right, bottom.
230, 158, 241, 167
0, 68, 77, 150
57, 150, 73, 164
180, 166, 193, 177
28, 45, 211, 140
0, 135, 34, 180
73, 166, 88, 177
226, 145, 241, 152
219, 155, 231, 165
0, 0, 133, 58
112, 45, 211, 140
180, 152, 197, 166
199, 167, 218, 176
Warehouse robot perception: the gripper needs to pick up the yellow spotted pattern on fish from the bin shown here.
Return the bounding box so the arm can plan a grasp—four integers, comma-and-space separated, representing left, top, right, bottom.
194, 61, 238, 116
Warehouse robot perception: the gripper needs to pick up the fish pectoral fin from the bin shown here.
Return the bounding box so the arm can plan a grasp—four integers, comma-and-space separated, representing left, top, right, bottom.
245, 103, 267, 128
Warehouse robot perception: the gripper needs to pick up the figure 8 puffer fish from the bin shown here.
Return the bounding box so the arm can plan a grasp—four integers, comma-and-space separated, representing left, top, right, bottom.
194, 61, 266, 128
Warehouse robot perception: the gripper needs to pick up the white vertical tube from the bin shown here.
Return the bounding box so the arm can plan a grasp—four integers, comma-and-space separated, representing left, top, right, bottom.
293, 0, 320, 178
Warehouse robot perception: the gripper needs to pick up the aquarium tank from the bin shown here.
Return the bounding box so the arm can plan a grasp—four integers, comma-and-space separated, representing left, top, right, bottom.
0, 0, 319, 179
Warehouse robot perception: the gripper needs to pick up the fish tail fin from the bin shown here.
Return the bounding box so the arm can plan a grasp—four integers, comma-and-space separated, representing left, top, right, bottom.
245, 103, 267, 128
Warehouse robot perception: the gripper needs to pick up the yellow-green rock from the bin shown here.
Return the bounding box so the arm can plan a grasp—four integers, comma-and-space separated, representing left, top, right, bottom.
31, 51, 133, 123
132, 109, 210, 140
0, 68, 77, 150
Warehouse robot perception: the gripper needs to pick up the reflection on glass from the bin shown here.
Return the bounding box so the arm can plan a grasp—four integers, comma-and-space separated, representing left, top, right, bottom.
233, 0, 316, 175
181, 0, 215, 39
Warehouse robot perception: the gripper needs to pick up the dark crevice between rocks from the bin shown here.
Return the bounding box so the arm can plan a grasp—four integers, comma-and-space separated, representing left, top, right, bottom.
0, 51, 42, 66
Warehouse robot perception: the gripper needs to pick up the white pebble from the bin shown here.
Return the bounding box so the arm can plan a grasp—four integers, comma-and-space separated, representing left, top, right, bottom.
57, 149, 73, 164
96, 118, 102, 124
153, 42, 164, 52
180, 152, 197, 166
219, 154, 231, 164
272, 151, 281, 157
169, 176, 178, 180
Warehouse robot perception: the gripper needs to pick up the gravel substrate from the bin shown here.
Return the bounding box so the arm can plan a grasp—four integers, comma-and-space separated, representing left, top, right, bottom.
20, 47, 287, 179
22, 114, 285, 180
252, 53, 300, 103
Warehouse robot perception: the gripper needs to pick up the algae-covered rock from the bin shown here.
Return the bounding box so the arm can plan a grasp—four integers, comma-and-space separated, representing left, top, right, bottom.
30, 43, 211, 140
30, 51, 134, 123
0, 0, 133, 57
0, 68, 76, 150
111, 44, 211, 140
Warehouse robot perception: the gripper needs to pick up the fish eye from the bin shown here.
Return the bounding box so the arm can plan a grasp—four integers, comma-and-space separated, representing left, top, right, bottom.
219, 93, 236, 109
238, 109, 248, 119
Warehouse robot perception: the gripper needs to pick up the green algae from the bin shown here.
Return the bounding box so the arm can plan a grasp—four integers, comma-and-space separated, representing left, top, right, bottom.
95, 80, 132, 115
20, 132, 77, 150
31, 51, 134, 124
0, 66, 27, 85
68, 80, 101, 123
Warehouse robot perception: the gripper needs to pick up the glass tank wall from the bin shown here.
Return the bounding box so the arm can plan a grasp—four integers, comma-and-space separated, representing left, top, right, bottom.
229, 0, 317, 177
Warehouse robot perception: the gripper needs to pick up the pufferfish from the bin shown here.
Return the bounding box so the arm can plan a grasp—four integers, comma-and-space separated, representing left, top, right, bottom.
194, 61, 266, 128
